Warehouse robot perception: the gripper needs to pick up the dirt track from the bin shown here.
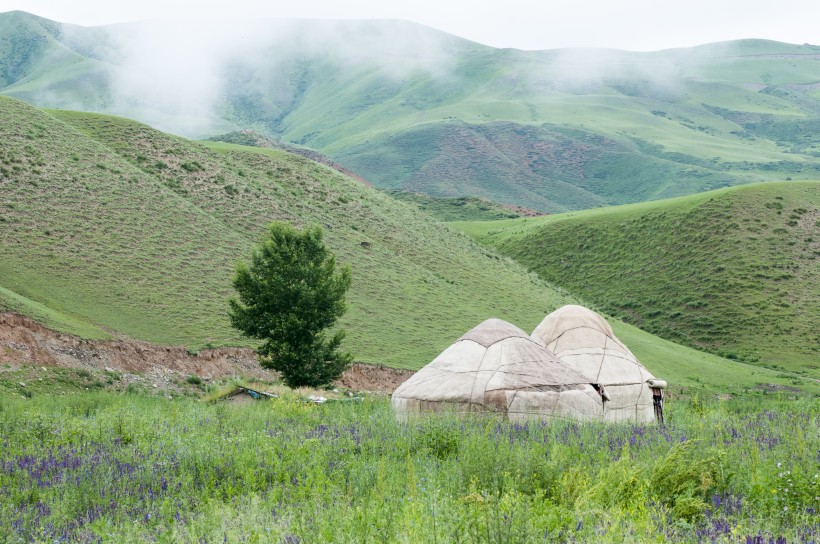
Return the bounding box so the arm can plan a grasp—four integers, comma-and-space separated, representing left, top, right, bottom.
0, 313, 414, 393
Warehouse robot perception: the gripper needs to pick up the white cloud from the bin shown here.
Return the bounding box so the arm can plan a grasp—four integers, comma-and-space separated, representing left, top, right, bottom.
94, 17, 459, 136
2, 0, 818, 51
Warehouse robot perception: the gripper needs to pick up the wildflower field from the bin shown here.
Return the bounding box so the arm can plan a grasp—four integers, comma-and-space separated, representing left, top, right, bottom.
0, 392, 817, 543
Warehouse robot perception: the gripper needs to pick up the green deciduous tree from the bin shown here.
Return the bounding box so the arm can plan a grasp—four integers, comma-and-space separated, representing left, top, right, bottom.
228, 222, 353, 388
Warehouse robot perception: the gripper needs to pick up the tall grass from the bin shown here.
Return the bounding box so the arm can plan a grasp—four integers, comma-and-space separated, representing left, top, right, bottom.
1, 392, 816, 542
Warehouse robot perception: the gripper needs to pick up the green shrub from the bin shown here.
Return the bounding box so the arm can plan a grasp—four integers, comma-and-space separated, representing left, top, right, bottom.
419, 423, 461, 460
649, 441, 724, 520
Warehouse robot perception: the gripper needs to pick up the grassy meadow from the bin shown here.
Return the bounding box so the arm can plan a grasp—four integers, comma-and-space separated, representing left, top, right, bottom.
382, 191, 526, 222
0, 19, 818, 544
0, 390, 817, 543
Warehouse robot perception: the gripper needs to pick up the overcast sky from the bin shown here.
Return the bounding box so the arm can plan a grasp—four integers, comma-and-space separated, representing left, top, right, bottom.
1, 0, 818, 51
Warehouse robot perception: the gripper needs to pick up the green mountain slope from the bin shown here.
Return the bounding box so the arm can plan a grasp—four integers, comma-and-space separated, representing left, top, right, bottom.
0, 11, 112, 110
455, 183, 820, 376
1, 11, 819, 212
0, 95, 575, 368
1, 96, 816, 394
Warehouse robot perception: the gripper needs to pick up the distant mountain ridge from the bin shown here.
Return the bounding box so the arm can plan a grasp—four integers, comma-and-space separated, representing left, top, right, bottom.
1, 11, 819, 211
206, 130, 372, 185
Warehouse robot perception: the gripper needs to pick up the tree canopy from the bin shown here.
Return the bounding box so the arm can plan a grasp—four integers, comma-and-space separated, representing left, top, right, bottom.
229, 222, 352, 388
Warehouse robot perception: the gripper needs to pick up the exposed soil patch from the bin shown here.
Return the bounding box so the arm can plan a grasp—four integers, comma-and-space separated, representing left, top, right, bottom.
335, 363, 414, 393
755, 383, 801, 393
0, 313, 413, 393
0, 313, 264, 379
501, 204, 547, 218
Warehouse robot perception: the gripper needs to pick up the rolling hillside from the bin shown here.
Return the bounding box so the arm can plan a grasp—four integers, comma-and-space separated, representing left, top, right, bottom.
2, 97, 815, 394
0, 95, 580, 369
454, 183, 820, 376
1, 11, 819, 212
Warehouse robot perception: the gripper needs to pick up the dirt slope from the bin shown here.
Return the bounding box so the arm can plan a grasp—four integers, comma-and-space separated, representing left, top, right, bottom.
0, 313, 412, 392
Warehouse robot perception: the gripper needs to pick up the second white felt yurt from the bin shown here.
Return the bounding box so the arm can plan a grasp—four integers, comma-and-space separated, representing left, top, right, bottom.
531, 305, 666, 423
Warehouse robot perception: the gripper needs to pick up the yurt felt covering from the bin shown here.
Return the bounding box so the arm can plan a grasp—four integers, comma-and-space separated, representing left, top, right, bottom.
392, 319, 603, 422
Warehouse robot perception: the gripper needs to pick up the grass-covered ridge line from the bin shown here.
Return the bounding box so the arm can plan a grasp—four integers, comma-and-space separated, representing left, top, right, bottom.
455, 183, 820, 376
0, 286, 110, 340
1, 392, 817, 542
383, 190, 539, 222
2, 11, 819, 211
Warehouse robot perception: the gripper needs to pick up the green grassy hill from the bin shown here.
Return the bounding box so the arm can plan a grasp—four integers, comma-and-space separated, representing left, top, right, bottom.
454, 183, 820, 376
0, 11, 112, 110
0, 95, 577, 369
1, 96, 816, 395
1, 11, 818, 212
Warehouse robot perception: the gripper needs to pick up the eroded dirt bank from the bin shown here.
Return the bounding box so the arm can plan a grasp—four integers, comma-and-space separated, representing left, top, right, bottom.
0, 313, 413, 393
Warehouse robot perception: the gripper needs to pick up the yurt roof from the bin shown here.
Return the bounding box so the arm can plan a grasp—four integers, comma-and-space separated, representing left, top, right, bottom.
392, 318, 603, 413
531, 305, 655, 385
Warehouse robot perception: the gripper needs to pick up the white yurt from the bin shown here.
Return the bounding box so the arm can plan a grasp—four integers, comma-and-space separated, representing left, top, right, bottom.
531, 305, 666, 423
391, 319, 605, 422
